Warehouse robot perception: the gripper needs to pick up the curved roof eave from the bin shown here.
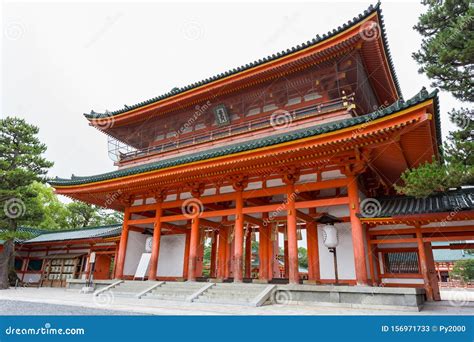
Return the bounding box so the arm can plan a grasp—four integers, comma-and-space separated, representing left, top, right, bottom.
85, 2, 402, 122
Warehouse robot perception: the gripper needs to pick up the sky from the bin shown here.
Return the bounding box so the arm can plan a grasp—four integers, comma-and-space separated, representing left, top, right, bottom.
1, 0, 465, 198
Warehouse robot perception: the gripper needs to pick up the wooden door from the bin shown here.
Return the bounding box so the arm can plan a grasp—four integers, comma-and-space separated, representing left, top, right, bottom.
94, 254, 112, 280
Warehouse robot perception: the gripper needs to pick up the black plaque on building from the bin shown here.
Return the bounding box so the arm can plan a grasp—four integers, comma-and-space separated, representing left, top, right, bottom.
213, 104, 231, 126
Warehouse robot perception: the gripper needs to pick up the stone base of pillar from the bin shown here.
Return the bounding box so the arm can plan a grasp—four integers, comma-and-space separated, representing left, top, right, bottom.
208, 278, 225, 283
252, 279, 269, 284
302, 280, 321, 285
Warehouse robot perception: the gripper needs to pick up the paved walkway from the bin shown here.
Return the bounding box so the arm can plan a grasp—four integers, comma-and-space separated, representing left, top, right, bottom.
0, 288, 473, 316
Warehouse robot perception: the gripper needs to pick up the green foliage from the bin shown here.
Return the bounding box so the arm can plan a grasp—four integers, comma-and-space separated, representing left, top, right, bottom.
298, 247, 308, 269
450, 259, 474, 282
22, 182, 69, 229
0, 116, 53, 288
13, 182, 123, 230
0, 117, 54, 235
396, 158, 473, 198
397, 2, 474, 198
413, 0, 474, 102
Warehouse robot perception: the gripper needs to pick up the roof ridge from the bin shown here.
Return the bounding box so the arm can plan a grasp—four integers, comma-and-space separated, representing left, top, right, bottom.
85, 3, 398, 119
24, 223, 123, 235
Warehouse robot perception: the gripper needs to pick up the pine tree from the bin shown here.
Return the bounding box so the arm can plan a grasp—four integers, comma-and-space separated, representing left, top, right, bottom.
0, 117, 53, 288
396, 0, 474, 197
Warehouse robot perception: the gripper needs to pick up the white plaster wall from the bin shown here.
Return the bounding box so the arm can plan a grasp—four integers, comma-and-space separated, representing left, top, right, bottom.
123, 230, 147, 276
156, 234, 186, 277
321, 169, 345, 180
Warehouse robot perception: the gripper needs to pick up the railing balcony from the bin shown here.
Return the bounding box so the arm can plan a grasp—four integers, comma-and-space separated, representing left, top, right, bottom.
112, 95, 353, 164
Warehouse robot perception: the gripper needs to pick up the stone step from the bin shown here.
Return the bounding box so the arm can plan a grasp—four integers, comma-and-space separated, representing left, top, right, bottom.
151, 288, 196, 294
194, 296, 252, 305
144, 293, 189, 301
110, 291, 141, 297
207, 287, 263, 293
212, 284, 267, 289
204, 291, 261, 298
161, 283, 206, 289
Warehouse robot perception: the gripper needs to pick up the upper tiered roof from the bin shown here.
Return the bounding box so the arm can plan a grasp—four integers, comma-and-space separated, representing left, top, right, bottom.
85, 3, 401, 129
50, 88, 440, 188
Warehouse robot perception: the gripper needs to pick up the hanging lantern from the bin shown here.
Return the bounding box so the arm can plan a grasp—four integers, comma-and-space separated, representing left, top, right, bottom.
316, 214, 343, 284
297, 228, 303, 241
269, 224, 276, 241
145, 236, 153, 253
322, 224, 338, 248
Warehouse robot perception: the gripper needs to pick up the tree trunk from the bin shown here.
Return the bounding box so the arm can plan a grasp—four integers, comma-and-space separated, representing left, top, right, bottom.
0, 239, 14, 289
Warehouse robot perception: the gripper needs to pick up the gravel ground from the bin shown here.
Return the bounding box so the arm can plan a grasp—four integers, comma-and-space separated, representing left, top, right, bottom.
0, 299, 145, 316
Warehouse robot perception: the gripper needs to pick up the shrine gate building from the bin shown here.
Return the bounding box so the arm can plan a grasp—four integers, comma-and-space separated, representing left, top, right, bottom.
50, 4, 474, 301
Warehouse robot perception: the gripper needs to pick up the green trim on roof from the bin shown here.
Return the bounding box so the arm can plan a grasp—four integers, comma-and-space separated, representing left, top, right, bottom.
19, 224, 123, 244
365, 188, 474, 218
85, 2, 402, 119
51, 88, 439, 187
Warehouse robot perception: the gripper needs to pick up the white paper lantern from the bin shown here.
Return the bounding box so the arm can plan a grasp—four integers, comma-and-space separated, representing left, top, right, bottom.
145, 236, 153, 252
322, 224, 339, 248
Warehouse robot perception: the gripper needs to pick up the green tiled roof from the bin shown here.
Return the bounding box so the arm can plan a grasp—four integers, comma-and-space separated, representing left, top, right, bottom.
85, 2, 402, 119
0, 227, 48, 245
51, 88, 439, 187
433, 248, 474, 262
20, 224, 122, 244
365, 188, 474, 218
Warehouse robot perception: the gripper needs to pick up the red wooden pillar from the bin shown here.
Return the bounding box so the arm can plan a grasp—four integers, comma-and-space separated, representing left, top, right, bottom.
225, 228, 232, 279
196, 236, 204, 277
148, 201, 163, 280
268, 227, 277, 280
115, 206, 130, 279
259, 223, 269, 281
187, 216, 200, 281
306, 219, 320, 282
283, 239, 289, 278
217, 227, 227, 280
424, 242, 441, 300
245, 228, 252, 278
210, 231, 218, 278
347, 175, 368, 285
416, 225, 433, 300
366, 225, 377, 286
286, 183, 299, 284
183, 230, 191, 279
233, 188, 245, 282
